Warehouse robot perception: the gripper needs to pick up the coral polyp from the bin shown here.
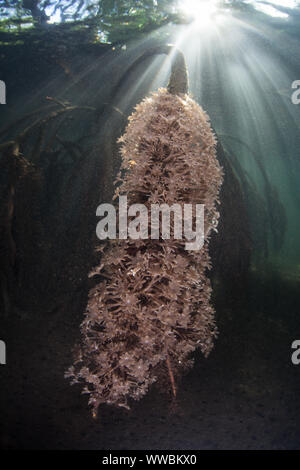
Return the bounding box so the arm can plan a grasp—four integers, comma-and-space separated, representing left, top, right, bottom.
66, 85, 223, 417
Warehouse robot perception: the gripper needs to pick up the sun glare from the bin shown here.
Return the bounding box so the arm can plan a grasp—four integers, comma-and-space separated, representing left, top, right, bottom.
180, 0, 219, 27
46, 8, 62, 24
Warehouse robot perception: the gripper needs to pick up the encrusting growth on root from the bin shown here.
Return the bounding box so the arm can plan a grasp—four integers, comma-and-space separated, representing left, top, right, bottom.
66, 47, 223, 417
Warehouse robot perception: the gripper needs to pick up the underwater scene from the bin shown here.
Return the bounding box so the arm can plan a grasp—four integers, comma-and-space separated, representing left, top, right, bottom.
0, 0, 300, 452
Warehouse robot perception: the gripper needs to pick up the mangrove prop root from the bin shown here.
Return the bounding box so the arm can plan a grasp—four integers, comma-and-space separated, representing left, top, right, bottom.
166, 354, 177, 398
66, 88, 223, 416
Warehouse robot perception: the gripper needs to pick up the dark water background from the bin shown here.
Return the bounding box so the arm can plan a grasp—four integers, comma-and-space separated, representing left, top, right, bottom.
0, 3, 300, 449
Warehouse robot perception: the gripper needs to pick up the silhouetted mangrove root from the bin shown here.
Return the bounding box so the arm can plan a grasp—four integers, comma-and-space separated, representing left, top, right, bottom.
219, 133, 286, 254
0, 102, 95, 154
0, 97, 97, 315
